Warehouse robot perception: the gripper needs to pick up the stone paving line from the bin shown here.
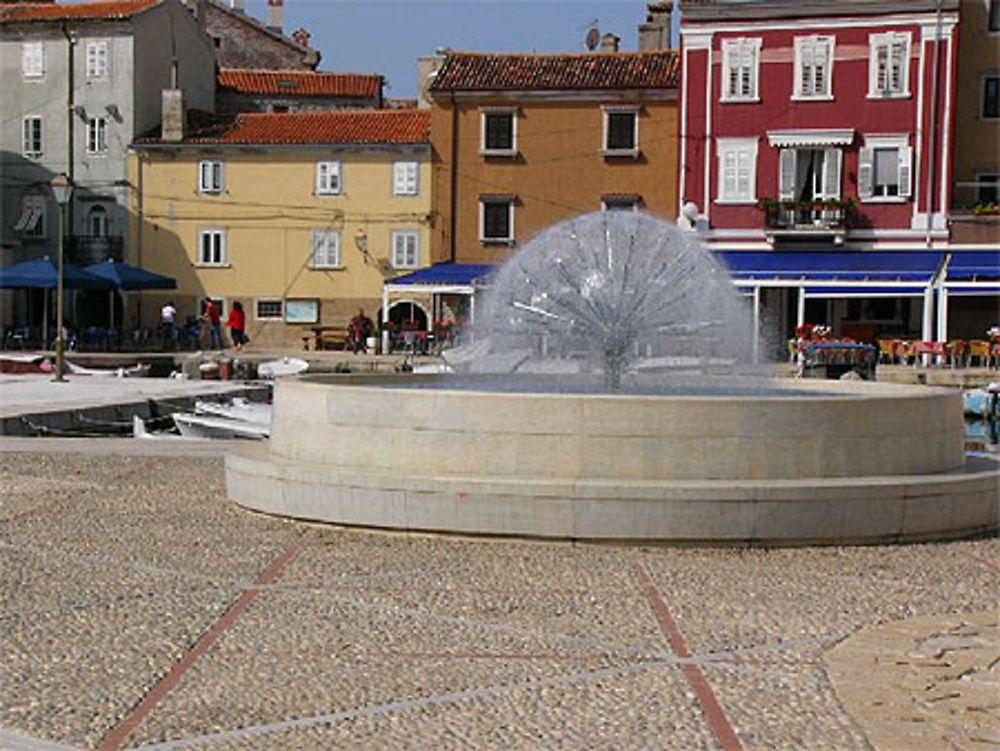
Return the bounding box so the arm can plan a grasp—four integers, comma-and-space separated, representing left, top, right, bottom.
0, 442, 997, 750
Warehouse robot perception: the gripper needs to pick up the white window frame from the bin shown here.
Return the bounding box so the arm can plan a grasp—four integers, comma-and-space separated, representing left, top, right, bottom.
22, 116, 43, 157
315, 160, 342, 195
88, 205, 109, 237
602, 106, 640, 157
197, 228, 227, 266
14, 194, 46, 237
22, 42, 43, 79
254, 299, 284, 320
198, 160, 225, 194
721, 38, 761, 102
392, 161, 419, 196
777, 147, 843, 202
479, 108, 517, 157
86, 117, 108, 154
479, 198, 515, 244
86, 41, 108, 78
390, 229, 420, 269
311, 228, 341, 268
793, 36, 835, 101
715, 138, 758, 204
983, 73, 999, 119
858, 135, 912, 202
868, 32, 910, 99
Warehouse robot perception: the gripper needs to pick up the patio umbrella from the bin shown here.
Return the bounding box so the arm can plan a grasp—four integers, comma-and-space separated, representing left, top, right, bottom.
0, 257, 113, 344
85, 260, 177, 328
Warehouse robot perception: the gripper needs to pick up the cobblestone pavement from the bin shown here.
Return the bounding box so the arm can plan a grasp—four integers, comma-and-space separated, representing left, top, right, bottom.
0, 447, 997, 750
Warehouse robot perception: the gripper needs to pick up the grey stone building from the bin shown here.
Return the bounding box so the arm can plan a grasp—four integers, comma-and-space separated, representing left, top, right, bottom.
204, 0, 319, 71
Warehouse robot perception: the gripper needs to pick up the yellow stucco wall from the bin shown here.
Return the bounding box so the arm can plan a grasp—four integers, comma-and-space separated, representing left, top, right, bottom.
128, 146, 431, 347
430, 96, 679, 264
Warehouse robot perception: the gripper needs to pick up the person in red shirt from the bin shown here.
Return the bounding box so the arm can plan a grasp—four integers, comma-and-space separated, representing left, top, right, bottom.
201, 298, 223, 350
225, 300, 247, 351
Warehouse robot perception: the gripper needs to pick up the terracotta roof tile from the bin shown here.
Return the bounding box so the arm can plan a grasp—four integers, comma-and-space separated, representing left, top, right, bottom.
430, 51, 679, 92
0, 0, 161, 23
145, 109, 431, 145
218, 69, 382, 98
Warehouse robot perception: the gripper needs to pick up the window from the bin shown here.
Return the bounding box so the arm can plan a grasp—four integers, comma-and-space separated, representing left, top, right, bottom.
315, 161, 341, 195
601, 195, 640, 211
778, 148, 843, 201
311, 228, 341, 268
86, 117, 107, 153
479, 197, 515, 243
199, 160, 224, 193
22, 42, 43, 78
391, 230, 420, 268
255, 299, 284, 320
22, 117, 42, 157
794, 36, 834, 99
869, 33, 910, 97
86, 41, 108, 78
716, 138, 758, 203
721, 38, 761, 101
976, 173, 1000, 204
983, 75, 999, 119
603, 107, 639, 156
393, 161, 419, 196
14, 194, 45, 237
197, 228, 226, 266
858, 136, 912, 201
88, 206, 109, 237
990, 0, 1000, 32
480, 109, 516, 156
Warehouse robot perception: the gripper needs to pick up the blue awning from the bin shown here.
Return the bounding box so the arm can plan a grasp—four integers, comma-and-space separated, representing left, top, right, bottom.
715, 251, 943, 283
803, 286, 929, 297
945, 250, 1000, 280
388, 263, 494, 287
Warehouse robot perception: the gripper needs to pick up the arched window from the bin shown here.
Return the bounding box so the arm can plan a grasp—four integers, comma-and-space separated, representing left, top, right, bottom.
88, 205, 108, 237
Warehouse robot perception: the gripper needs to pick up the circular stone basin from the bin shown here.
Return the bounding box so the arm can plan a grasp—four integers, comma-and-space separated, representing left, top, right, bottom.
226, 375, 999, 545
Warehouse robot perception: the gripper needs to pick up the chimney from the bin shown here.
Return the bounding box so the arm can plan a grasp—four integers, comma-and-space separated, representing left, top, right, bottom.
267, 0, 283, 33
638, 2, 672, 51
599, 32, 620, 53
161, 89, 184, 142
292, 27, 310, 48
230, 0, 245, 12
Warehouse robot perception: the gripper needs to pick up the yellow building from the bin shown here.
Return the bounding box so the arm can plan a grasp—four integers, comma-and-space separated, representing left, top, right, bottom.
129, 108, 431, 348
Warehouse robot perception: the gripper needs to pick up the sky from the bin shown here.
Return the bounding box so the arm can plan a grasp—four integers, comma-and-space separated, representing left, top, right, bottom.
241, 1, 660, 100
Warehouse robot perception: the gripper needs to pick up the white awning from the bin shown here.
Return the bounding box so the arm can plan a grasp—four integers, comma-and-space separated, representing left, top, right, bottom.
766, 129, 854, 148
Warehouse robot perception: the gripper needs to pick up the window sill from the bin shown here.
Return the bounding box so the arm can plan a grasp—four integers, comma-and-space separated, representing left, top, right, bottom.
309, 265, 344, 271
859, 196, 909, 204
719, 96, 760, 104
867, 91, 911, 100
198, 190, 224, 196
480, 149, 518, 158
791, 94, 835, 102
195, 263, 231, 269
714, 199, 758, 205
315, 192, 342, 197
480, 238, 514, 246
601, 149, 640, 159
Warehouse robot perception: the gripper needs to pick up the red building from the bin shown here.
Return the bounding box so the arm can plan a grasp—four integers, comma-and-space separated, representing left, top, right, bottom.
676, 0, 993, 357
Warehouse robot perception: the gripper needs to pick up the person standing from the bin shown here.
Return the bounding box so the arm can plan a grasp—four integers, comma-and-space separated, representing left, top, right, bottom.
348, 307, 373, 353
201, 298, 223, 350
225, 301, 247, 351
160, 300, 177, 349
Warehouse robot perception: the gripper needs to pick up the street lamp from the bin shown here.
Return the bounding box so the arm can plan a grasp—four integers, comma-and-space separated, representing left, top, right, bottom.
50, 173, 72, 382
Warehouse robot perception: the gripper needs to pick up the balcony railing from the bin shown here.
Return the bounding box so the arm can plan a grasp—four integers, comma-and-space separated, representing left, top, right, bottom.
758, 199, 853, 240
69, 235, 124, 266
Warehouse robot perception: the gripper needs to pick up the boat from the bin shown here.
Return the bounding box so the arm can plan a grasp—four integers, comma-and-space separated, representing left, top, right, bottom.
257, 357, 309, 379
171, 411, 269, 440
133, 415, 204, 440
962, 384, 1000, 419
194, 397, 271, 426
66, 361, 151, 377
0, 353, 52, 374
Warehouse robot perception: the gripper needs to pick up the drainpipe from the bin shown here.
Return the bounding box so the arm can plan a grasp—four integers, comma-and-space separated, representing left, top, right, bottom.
61, 23, 75, 242
448, 92, 458, 263
925, 0, 943, 356
135, 151, 145, 327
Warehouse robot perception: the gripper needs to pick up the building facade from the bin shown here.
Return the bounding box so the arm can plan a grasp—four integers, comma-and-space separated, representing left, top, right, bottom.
216, 68, 383, 113
426, 50, 681, 266
203, 0, 319, 71
129, 109, 432, 347
677, 0, 991, 355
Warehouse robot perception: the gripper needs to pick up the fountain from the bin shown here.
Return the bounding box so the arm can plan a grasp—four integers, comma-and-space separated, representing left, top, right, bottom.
227, 213, 999, 544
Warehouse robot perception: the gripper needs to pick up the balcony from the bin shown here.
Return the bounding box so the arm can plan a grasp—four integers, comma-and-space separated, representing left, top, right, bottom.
69, 235, 124, 266
758, 199, 853, 245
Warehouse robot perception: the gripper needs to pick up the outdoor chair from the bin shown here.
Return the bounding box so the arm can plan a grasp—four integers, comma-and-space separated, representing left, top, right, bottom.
968, 340, 990, 367
945, 340, 967, 368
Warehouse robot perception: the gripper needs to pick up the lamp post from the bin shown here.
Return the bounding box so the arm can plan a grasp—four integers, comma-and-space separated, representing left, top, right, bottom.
51, 173, 73, 382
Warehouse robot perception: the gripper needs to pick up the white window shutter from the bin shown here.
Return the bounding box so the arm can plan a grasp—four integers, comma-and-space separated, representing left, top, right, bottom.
316, 163, 327, 193
858, 147, 874, 199
897, 145, 912, 198
779, 149, 796, 200
823, 148, 842, 199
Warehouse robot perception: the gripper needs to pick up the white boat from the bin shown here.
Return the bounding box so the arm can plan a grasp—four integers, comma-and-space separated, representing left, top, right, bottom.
66, 361, 151, 377
133, 415, 204, 441
171, 412, 269, 440
194, 397, 271, 426
257, 357, 309, 379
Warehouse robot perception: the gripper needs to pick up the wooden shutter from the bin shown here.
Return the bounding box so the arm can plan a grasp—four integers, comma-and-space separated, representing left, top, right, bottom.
823, 148, 842, 199
897, 145, 913, 198
779, 149, 796, 200
858, 147, 874, 199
